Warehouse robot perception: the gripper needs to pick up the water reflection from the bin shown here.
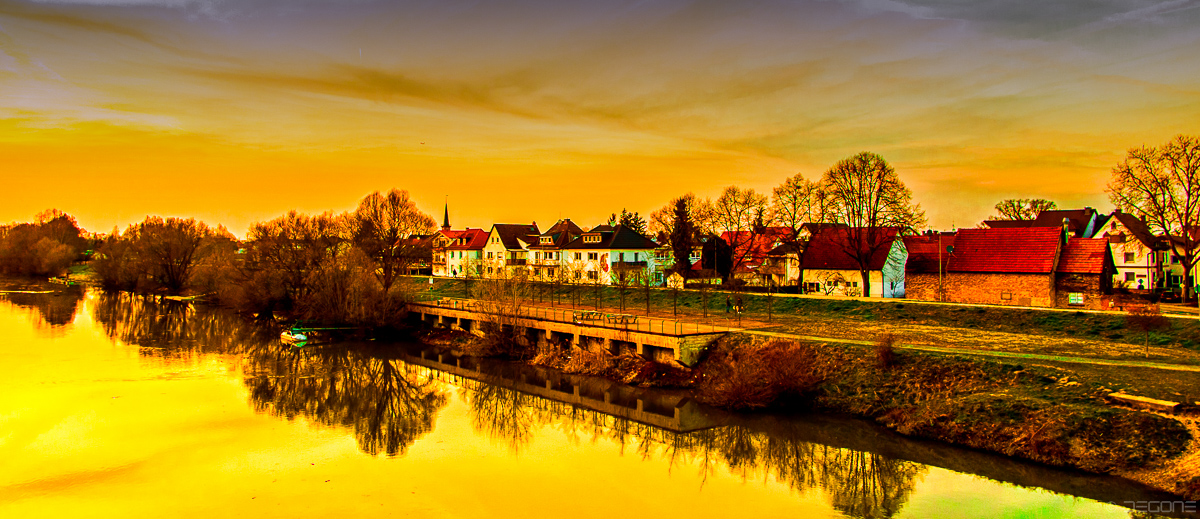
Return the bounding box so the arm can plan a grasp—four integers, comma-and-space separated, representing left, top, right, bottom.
460, 377, 922, 518
93, 292, 275, 357
243, 348, 448, 457
76, 290, 1172, 519
91, 292, 448, 457
0, 282, 83, 332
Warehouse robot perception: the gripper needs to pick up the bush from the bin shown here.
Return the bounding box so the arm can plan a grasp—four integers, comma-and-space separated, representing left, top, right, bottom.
875, 333, 897, 369
697, 339, 827, 410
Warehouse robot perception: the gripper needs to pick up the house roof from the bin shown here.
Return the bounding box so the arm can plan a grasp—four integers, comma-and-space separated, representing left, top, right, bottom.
1032, 209, 1097, 237
562, 224, 658, 250
902, 233, 955, 274
528, 219, 583, 250
801, 227, 900, 271
440, 228, 488, 250
1097, 212, 1163, 249
946, 227, 1061, 274
767, 242, 804, 256
982, 219, 1034, 229
1058, 238, 1111, 274
721, 227, 795, 273
491, 223, 540, 250
982, 208, 1098, 237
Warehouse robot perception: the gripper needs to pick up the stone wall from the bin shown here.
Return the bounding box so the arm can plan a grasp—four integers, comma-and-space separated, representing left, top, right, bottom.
1054, 273, 1109, 310
906, 272, 942, 301
941, 272, 1055, 307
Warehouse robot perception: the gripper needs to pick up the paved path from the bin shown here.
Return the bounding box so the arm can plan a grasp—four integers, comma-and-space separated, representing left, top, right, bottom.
742, 329, 1200, 373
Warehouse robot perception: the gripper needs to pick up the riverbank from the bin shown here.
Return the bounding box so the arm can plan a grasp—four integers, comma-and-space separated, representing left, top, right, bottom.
417, 326, 1200, 501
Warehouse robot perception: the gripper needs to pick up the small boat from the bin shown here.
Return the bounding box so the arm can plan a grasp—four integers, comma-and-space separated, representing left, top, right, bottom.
280, 330, 308, 344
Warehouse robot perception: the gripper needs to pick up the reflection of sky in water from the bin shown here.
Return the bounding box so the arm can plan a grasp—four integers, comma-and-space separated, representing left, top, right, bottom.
0, 292, 1140, 518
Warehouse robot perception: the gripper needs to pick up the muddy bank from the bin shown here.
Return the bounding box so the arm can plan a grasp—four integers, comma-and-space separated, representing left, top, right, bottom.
416, 327, 1199, 500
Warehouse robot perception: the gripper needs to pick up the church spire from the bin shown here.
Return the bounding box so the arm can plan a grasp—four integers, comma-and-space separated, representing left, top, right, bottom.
442, 196, 450, 230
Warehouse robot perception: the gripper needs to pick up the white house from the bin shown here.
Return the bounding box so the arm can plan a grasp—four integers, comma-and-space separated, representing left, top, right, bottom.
561, 225, 662, 286
482, 223, 539, 278
1092, 211, 1168, 291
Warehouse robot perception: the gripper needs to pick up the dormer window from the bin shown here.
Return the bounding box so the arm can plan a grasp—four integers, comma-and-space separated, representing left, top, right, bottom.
540, 236, 552, 244
583, 234, 601, 244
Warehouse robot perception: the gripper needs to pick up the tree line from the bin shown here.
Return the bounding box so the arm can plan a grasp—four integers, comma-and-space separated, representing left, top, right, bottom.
648, 151, 926, 296
88, 189, 437, 326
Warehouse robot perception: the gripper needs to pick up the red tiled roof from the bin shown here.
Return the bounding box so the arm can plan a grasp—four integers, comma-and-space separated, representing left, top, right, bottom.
902, 234, 955, 274
440, 228, 488, 250
946, 227, 1060, 273
801, 227, 900, 271
1058, 238, 1110, 274
721, 227, 794, 273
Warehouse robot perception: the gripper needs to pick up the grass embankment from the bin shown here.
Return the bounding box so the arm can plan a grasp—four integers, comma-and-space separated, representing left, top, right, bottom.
415, 276, 1200, 365
695, 334, 1200, 499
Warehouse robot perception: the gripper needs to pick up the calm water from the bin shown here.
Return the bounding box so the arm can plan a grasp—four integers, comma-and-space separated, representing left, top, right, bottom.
0, 285, 1176, 518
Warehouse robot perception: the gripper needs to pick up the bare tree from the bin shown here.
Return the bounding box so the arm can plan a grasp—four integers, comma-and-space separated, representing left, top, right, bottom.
1108, 135, 1200, 302
819, 152, 926, 297
710, 186, 769, 283
988, 199, 1057, 220
771, 173, 825, 237
352, 189, 437, 293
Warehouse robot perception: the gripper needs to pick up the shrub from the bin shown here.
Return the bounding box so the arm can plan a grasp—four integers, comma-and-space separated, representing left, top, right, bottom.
875, 333, 897, 369
697, 339, 826, 410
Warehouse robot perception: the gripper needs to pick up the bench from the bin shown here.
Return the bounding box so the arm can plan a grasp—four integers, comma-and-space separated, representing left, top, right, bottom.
1105, 393, 1181, 413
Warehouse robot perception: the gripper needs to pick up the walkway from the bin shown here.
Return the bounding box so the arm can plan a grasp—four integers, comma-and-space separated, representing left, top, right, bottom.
743, 329, 1200, 373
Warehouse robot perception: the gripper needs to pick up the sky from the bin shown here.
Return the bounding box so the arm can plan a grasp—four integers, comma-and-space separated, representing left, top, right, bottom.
2, 0, 1199, 236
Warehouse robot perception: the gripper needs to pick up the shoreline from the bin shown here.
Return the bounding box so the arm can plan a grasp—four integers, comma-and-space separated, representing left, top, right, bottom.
417, 326, 1200, 502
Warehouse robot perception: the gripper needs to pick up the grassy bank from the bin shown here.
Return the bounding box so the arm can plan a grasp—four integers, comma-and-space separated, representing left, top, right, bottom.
414, 276, 1200, 365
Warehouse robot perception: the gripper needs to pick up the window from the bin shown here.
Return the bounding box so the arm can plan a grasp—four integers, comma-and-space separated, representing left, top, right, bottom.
1068, 292, 1084, 305
574, 252, 582, 260
1124, 252, 1136, 263
533, 268, 540, 276
1172, 255, 1180, 264
1125, 272, 1136, 282
1000, 291, 1012, 301
487, 252, 494, 259
548, 269, 555, 278
573, 271, 581, 279
588, 252, 598, 261
584, 234, 601, 243
588, 271, 597, 280
487, 267, 494, 274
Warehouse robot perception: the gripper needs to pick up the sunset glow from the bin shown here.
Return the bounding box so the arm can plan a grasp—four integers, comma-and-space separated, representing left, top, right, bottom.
3, 0, 1200, 233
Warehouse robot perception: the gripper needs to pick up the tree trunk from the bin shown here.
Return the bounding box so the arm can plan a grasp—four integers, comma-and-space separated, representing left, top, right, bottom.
860, 269, 871, 297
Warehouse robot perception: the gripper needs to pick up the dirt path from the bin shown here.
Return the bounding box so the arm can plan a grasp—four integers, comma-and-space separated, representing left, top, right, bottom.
742, 328, 1200, 373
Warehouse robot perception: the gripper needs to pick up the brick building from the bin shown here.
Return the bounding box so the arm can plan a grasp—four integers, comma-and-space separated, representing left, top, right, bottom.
1054, 238, 1116, 309
941, 227, 1062, 307
902, 232, 955, 301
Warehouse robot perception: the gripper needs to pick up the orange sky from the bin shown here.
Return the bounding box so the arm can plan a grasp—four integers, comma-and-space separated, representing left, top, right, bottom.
3, 0, 1199, 235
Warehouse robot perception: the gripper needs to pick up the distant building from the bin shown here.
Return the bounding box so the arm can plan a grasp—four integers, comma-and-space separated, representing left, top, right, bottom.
561, 225, 661, 286
902, 232, 955, 302
800, 227, 907, 297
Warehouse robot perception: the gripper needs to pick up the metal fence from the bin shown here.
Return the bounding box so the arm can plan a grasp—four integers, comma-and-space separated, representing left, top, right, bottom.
410, 295, 733, 335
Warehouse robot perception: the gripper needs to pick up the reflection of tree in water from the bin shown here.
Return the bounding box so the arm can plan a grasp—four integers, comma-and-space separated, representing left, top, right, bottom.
92, 291, 275, 357
90, 291, 449, 456
459, 383, 924, 519
245, 348, 448, 457
0, 288, 83, 330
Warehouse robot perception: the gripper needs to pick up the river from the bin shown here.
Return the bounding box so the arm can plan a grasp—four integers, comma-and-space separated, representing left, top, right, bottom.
0, 284, 1183, 518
